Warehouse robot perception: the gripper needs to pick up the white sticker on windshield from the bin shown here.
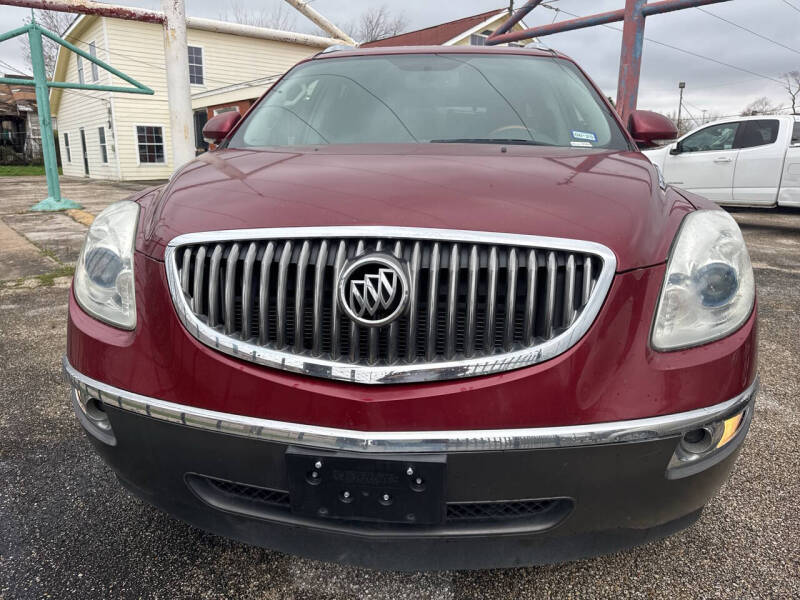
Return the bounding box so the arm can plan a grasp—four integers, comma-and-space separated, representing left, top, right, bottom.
570, 141, 593, 148
571, 130, 598, 142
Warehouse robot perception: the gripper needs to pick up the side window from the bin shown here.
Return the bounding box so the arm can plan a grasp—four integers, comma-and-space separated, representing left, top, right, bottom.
736, 119, 779, 149
792, 121, 800, 146
681, 122, 739, 153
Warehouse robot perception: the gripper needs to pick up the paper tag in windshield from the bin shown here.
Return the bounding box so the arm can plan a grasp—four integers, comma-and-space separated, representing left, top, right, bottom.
570, 141, 593, 148
571, 130, 598, 142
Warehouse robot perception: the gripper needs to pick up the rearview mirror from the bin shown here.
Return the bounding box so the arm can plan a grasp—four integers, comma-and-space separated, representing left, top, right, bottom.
203, 111, 241, 145
627, 110, 678, 149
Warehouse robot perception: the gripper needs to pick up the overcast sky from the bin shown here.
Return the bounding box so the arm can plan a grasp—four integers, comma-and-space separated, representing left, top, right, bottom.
1, 0, 798, 121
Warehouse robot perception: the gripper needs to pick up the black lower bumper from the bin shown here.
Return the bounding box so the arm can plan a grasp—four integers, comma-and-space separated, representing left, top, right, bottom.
79, 401, 750, 570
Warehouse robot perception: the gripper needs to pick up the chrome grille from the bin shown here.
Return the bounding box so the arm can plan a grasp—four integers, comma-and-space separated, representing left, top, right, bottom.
165, 227, 616, 384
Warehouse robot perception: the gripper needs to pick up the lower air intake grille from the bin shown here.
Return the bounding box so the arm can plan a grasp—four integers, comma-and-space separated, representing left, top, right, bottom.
446, 499, 560, 522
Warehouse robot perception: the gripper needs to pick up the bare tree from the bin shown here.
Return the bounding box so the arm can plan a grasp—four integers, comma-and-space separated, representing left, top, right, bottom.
346, 5, 408, 43
782, 71, 800, 115
218, 0, 297, 31
18, 10, 75, 77
740, 96, 780, 116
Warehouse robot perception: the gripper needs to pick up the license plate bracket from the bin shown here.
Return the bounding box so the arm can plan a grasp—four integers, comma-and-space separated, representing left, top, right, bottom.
285, 448, 446, 525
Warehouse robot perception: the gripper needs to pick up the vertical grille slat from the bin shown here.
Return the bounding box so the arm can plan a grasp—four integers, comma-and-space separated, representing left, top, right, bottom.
312, 240, 329, 356
445, 243, 459, 360
544, 251, 557, 339
192, 246, 206, 315
504, 247, 517, 351
241, 243, 257, 340
349, 240, 365, 362
523, 248, 537, 346
181, 248, 192, 294
387, 241, 403, 363
563, 254, 576, 328
223, 243, 240, 335
208, 245, 223, 328
485, 246, 498, 353
258, 242, 275, 345
276, 241, 292, 348
331, 241, 346, 359
172, 230, 609, 383
426, 242, 441, 361
464, 245, 478, 357
582, 256, 593, 305
294, 241, 311, 353
406, 241, 421, 362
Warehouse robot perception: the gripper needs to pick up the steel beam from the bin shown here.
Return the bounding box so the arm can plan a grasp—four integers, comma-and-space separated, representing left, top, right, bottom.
485, 0, 732, 45
1, 0, 164, 23
616, 0, 647, 120
488, 0, 543, 41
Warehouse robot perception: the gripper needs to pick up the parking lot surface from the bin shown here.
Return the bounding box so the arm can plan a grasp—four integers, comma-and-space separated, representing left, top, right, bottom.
1, 177, 798, 599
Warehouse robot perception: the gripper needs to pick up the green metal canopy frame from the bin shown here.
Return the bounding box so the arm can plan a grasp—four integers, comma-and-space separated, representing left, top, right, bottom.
0, 15, 153, 211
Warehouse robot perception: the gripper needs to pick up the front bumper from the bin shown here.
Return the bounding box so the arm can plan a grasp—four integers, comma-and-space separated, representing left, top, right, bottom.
64, 358, 757, 570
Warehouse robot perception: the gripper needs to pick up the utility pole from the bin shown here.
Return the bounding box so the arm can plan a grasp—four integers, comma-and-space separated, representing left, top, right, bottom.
677, 81, 685, 134
161, 0, 195, 170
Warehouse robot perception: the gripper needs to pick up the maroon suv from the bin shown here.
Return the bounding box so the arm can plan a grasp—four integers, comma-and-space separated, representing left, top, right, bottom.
64, 46, 758, 570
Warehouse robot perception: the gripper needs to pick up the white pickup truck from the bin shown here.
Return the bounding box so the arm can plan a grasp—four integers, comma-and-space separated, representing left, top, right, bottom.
644, 114, 800, 207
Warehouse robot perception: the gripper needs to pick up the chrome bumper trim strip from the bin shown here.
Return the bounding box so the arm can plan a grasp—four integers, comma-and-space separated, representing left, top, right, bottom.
63, 357, 757, 454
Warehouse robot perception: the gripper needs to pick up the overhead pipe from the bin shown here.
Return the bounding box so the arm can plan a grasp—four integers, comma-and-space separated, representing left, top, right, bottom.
486, 0, 732, 45
283, 0, 356, 46
187, 17, 342, 48
488, 0, 544, 41
1, 0, 164, 23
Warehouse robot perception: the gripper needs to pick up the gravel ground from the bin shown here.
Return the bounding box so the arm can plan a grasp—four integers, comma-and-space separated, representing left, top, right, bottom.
1, 208, 798, 599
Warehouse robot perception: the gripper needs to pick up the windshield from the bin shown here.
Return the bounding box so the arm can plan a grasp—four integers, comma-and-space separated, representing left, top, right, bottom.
228, 53, 629, 150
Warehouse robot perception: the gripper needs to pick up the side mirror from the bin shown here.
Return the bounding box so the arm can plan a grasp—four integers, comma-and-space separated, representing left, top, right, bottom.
202, 111, 241, 145
627, 110, 678, 149
669, 142, 682, 155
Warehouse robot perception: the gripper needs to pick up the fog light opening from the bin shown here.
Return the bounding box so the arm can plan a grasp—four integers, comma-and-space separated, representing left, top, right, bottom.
680, 427, 715, 454
84, 397, 112, 431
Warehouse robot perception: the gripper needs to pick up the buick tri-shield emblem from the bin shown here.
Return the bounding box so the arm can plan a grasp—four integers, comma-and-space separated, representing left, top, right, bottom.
338, 253, 410, 327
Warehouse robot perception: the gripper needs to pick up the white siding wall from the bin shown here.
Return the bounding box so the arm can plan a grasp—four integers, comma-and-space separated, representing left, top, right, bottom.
55, 18, 119, 180
104, 19, 316, 180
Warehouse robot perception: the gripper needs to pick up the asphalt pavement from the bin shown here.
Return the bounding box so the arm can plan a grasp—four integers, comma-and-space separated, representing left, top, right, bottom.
0, 178, 798, 599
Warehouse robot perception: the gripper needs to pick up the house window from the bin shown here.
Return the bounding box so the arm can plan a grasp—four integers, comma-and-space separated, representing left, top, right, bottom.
470, 33, 487, 46
188, 46, 204, 85
98, 127, 108, 163
89, 42, 99, 81
63, 133, 71, 162
136, 126, 165, 163
77, 56, 84, 84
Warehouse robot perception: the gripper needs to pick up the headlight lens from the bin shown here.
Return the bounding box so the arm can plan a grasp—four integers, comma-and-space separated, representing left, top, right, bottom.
652, 210, 754, 351
74, 200, 140, 330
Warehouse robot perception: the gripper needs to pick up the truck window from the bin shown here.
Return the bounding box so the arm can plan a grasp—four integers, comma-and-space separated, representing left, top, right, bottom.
680, 122, 739, 153
791, 121, 800, 146
735, 120, 779, 149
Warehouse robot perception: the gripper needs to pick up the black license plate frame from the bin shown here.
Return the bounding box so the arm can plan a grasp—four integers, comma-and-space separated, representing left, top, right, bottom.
285, 448, 446, 525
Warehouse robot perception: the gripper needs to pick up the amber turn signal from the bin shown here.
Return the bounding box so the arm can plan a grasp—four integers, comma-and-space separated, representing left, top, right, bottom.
716, 412, 745, 449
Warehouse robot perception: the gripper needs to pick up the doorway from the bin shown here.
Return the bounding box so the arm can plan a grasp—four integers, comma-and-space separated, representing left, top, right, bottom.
79, 128, 89, 176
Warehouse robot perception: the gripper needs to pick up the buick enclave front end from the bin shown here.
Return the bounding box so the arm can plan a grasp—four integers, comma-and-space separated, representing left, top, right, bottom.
64, 46, 757, 570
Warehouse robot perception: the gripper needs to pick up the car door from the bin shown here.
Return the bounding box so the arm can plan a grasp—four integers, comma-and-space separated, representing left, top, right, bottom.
731, 119, 783, 206
661, 121, 740, 204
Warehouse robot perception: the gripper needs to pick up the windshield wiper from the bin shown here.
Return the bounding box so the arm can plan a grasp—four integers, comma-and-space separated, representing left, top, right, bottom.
430, 138, 553, 146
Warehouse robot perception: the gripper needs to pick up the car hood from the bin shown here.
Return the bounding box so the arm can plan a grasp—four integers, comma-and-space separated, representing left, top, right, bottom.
139, 144, 694, 271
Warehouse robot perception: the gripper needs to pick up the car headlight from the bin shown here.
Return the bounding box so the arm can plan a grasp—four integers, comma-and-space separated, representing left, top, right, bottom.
652, 210, 754, 351
74, 200, 140, 330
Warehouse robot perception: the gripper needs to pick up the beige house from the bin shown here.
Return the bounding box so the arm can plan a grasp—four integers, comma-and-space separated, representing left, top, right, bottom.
51, 15, 328, 180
